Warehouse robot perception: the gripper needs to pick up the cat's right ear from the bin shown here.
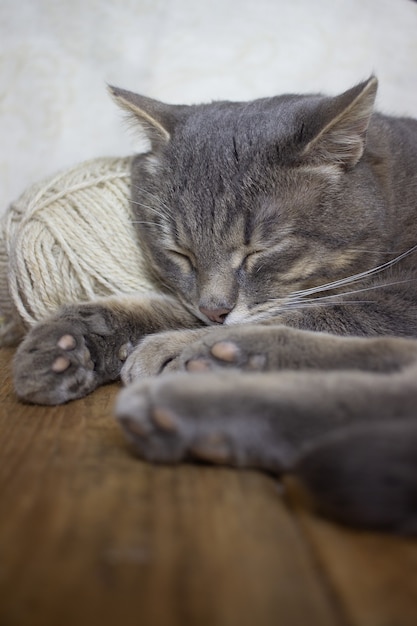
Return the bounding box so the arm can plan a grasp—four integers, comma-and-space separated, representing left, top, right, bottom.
109, 86, 184, 150
300, 77, 378, 169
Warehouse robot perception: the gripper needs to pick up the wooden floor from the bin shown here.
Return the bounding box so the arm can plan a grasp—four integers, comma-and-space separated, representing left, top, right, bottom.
0, 348, 416, 626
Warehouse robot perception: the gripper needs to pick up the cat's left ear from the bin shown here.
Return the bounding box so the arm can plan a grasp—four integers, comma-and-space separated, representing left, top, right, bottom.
109, 86, 186, 150
301, 77, 378, 168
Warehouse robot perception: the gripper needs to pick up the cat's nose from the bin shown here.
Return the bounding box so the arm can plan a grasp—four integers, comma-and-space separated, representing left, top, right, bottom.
199, 306, 232, 324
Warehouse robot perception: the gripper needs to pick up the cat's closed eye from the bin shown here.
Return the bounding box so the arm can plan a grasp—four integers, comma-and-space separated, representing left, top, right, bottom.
168, 249, 195, 271
243, 249, 265, 270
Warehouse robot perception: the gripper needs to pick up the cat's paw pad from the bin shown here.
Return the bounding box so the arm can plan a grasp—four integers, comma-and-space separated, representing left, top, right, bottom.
13, 323, 97, 405
115, 379, 234, 465
185, 340, 240, 372
50, 333, 93, 372
182, 336, 267, 373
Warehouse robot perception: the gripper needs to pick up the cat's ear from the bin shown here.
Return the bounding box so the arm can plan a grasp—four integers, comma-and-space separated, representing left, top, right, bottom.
109, 86, 184, 150
301, 77, 378, 168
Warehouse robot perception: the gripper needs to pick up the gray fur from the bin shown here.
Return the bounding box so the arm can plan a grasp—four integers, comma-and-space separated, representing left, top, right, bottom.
13, 78, 417, 532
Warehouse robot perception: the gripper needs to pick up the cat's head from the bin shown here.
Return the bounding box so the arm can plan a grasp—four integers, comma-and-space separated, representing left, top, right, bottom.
110, 77, 379, 325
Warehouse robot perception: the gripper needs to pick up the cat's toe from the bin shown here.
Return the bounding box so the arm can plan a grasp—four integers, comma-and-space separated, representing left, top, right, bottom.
182, 334, 267, 373
210, 340, 241, 362
180, 340, 242, 370
57, 334, 77, 350
185, 357, 214, 372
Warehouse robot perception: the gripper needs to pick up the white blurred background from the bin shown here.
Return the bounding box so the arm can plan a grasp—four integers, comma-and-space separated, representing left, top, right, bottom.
1, 0, 416, 215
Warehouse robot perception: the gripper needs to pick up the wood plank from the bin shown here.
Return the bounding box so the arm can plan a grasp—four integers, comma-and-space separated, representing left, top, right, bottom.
286, 478, 417, 626
0, 348, 339, 626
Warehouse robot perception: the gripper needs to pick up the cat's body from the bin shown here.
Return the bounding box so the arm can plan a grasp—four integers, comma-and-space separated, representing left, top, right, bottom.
13, 77, 417, 533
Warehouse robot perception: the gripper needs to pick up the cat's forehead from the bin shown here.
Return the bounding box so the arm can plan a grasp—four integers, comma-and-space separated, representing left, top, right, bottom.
144, 91, 332, 222
168, 94, 320, 162
183, 97, 285, 138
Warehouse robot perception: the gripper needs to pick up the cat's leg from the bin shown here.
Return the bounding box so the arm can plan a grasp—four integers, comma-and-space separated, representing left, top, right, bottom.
294, 420, 417, 533
116, 364, 417, 467
121, 324, 417, 378
13, 293, 200, 405
115, 364, 417, 532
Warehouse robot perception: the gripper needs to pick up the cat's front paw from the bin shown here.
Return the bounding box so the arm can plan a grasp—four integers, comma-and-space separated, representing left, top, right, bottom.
13, 319, 99, 405
13, 302, 129, 404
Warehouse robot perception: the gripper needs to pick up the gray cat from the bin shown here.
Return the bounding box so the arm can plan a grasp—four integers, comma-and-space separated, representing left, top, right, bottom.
13, 77, 417, 533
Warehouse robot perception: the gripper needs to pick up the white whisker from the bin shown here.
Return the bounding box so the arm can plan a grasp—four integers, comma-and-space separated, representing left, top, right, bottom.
298, 278, 417, 303
250, 275, 417, 322
130, 200, 173, 223
245, 299, 375, 323
131, 186, 174, 215
286, 299, 375, 311
290, 244, 417, 299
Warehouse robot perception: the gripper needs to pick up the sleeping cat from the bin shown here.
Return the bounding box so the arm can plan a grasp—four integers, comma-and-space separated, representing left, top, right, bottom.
13, 77, 417, 533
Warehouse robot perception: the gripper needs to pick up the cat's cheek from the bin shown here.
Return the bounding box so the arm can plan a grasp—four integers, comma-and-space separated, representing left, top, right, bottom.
159, 260, 198, 301
176, 267, 199, 299
179, 277, 198, 304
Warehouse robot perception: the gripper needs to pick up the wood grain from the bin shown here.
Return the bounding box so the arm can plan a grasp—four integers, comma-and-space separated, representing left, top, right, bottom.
0, 346, 416, 626
287, 479, 417, 626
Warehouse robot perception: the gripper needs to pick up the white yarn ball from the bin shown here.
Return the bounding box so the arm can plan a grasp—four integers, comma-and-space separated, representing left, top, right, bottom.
0, 157, 156, 345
